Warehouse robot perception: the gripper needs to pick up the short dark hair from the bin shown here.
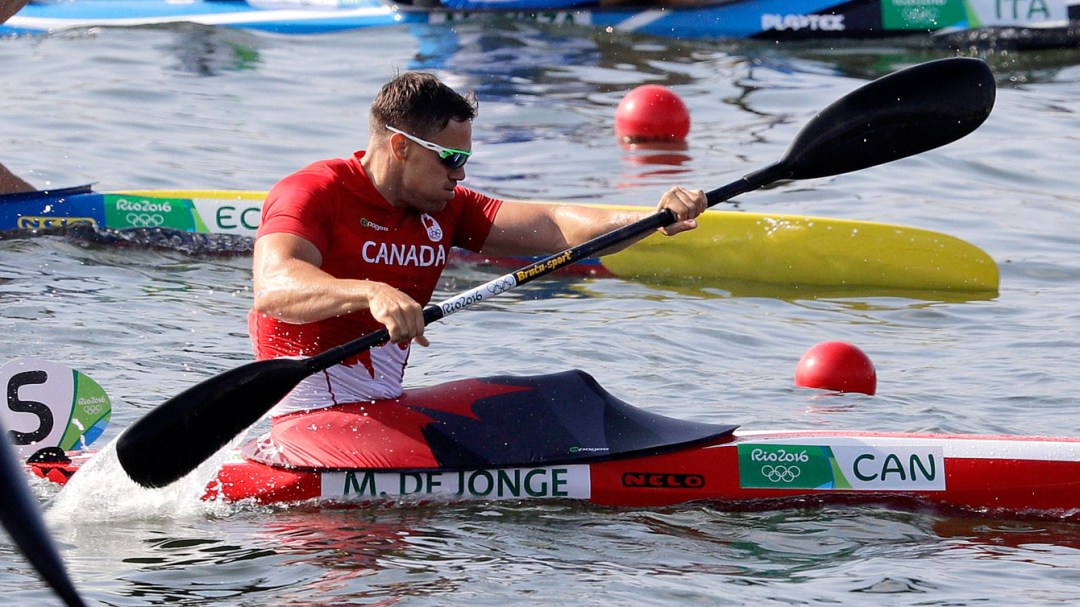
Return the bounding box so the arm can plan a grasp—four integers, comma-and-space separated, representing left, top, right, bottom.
370, 72, 478, 138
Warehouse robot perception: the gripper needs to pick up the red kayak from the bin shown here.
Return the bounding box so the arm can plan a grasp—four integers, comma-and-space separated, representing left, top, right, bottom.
28, 370, 1080, 521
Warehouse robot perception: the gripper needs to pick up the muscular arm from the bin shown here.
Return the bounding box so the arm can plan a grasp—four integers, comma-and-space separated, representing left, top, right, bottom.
252, 233, 428, 344
481, 186, 706, 257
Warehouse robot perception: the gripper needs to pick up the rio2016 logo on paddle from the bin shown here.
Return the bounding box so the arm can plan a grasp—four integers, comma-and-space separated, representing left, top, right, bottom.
0, 359, 111, 460
738, 443, 946, 492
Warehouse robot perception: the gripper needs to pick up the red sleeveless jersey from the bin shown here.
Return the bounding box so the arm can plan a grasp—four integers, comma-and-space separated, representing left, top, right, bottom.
249, 152, 502, 415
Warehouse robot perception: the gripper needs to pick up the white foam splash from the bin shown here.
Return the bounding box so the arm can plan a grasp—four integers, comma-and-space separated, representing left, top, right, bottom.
45, 430, 248, 524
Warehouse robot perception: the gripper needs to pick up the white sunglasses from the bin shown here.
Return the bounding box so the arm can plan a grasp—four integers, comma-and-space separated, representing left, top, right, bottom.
386, 126, 472, 170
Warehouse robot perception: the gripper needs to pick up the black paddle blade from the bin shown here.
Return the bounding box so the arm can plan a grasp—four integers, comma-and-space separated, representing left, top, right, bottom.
0, 430, 89, 607
116, 357, 313, 488
780, 57, 996, 180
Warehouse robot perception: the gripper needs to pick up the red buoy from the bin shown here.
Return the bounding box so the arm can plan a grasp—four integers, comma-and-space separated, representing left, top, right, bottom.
794, 341, 877, 395
614, 85, 690, 144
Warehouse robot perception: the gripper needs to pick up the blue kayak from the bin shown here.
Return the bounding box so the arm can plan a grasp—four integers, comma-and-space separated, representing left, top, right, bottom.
4, 0, 1079, 46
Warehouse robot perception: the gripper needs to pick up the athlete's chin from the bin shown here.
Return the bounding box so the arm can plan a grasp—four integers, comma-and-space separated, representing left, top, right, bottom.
418, 199, 449, 214
435, 192, 455, 208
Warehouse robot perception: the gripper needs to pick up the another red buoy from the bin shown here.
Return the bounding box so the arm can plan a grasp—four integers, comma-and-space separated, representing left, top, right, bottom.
615, 85, 690, 144
794, 341, 877, 395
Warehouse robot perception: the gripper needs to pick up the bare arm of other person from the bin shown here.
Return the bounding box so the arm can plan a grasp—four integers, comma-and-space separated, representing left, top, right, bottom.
0, 161, 34, 195
0, 0, 29, 24
481, 185, 706, 257
252, 233, 430, 346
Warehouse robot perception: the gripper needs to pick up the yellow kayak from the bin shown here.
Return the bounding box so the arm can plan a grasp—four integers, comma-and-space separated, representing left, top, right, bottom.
1, 187, 998, 296
603, 208, 998, 294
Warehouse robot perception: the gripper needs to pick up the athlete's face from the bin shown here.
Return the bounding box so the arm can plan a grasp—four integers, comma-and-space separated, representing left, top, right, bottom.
397, 119, 472, 214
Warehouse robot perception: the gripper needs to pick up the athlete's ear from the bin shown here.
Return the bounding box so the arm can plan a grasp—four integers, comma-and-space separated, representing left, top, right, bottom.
389, 133, 408, 161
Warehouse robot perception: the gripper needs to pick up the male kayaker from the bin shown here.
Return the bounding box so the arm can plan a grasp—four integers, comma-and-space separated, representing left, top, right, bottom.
246, 72, 705, 466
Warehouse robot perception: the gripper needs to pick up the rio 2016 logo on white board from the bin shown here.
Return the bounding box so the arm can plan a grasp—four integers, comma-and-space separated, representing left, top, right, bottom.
0, 359, 111, 460
738, 443, 945, 492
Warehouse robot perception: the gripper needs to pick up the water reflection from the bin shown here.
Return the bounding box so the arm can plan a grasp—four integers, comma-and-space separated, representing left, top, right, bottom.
933, 516, 1080, 550
617, 140, 694, 184
161, 23, 264, 76
411, 22, 1080, 91
57, 489, 1080, 604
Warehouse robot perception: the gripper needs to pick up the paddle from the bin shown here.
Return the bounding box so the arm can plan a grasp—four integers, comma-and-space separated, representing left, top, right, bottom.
116, 57, 996, 489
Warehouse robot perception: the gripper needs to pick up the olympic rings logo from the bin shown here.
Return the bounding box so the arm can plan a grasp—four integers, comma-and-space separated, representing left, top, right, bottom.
487, 277, 516, 294
125, 213, 165, 228
761, 464, 801, 484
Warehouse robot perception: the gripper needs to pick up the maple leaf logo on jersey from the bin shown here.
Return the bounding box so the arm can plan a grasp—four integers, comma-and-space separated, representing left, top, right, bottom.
421, 214, 443, 242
